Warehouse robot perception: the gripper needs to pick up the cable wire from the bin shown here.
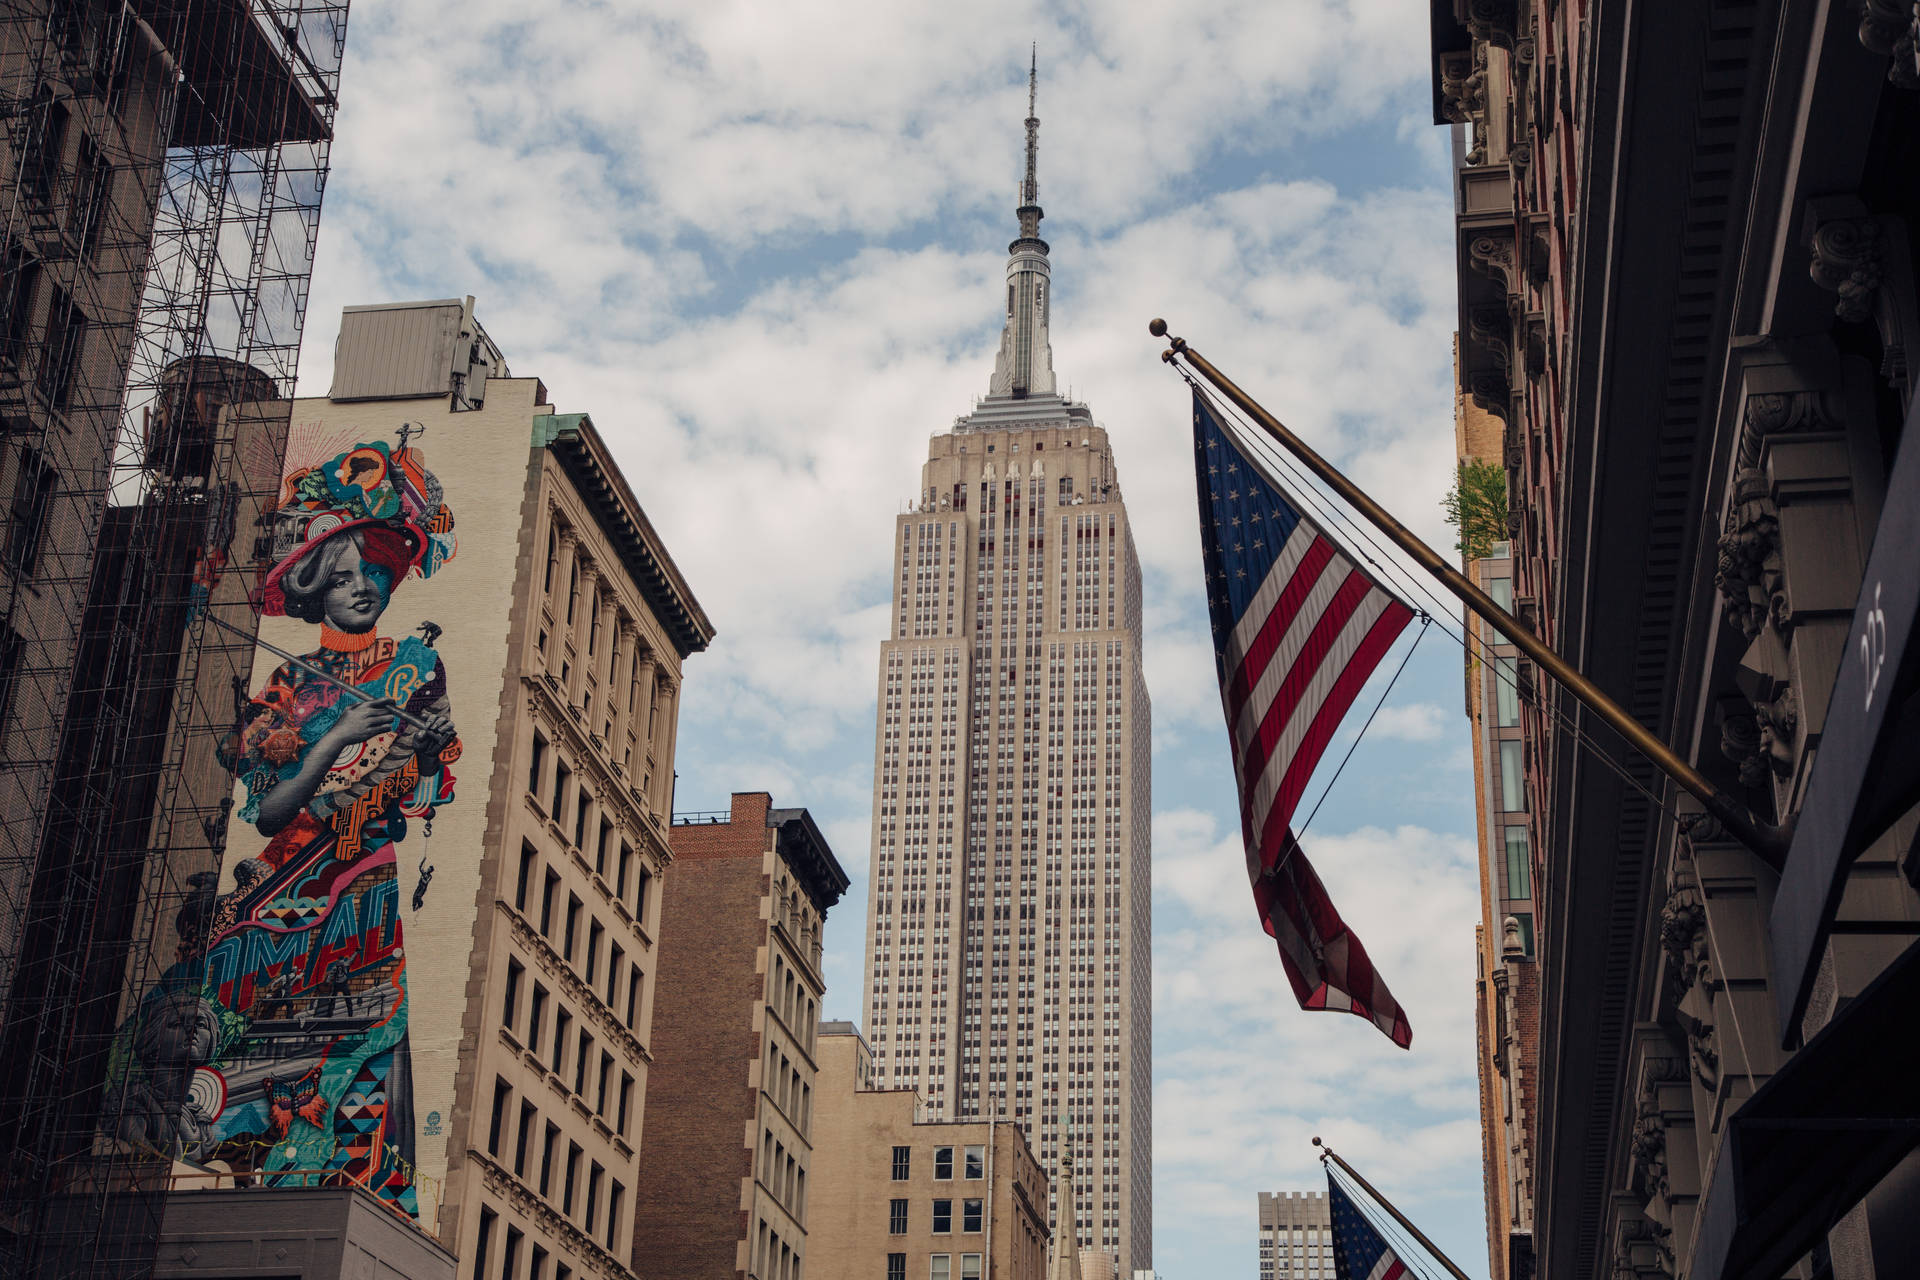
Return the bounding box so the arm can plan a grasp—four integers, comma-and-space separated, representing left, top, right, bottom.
1296, 615, 1431, 845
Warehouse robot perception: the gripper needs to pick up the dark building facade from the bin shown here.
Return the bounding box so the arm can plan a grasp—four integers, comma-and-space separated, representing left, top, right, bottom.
1434, 2, 1920, 1279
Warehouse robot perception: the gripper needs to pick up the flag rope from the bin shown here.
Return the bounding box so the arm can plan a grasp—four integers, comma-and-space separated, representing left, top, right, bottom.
1295, 615, 1432, 847
1182, 374, 1686, 827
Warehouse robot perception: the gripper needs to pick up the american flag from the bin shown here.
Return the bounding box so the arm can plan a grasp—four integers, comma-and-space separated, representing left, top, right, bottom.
1328, 1175, 1411, 1280
1191, 391, 1414, 1048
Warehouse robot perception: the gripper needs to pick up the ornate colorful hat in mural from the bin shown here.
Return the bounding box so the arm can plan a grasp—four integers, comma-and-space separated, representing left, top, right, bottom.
258, 429, 457, 616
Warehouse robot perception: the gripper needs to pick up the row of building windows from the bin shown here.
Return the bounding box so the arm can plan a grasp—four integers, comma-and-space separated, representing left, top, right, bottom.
887, 1197, 985, 1234
511, 843, 648, 1031
524, 735, 653, 923
888, 1143, 986, 1180
470, 1144, 625, 1278
754, 1214, 802, 1280
888, 1255, 984, 1280
497, 959, 637, 1130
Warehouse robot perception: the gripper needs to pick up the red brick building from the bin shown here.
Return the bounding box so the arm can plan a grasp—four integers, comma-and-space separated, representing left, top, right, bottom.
630, 793, 849, 1279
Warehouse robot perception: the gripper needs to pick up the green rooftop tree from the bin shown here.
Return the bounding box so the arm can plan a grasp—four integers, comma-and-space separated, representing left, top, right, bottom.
1443, 458, 1509, 564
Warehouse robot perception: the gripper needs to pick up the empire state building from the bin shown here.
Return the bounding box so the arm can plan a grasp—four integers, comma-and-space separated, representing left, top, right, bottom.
860, 64, 1153, 1274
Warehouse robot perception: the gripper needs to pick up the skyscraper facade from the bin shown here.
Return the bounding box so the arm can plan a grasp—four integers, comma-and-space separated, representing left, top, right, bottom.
861, 71, 1152, 1274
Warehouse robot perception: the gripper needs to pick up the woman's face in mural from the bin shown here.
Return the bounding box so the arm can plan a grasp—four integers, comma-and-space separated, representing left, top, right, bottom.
320, 539, 394, 634
144, 991, 215, 1068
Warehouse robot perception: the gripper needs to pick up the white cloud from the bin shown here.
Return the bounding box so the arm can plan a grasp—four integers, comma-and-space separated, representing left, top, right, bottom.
1368, 701, 1450, 741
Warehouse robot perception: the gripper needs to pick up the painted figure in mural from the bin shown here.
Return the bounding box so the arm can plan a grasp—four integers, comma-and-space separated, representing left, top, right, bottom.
112, 989, 224, 1162
107, 431, 458, 1215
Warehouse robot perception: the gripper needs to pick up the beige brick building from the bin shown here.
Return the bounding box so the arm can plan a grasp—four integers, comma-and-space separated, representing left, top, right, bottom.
629, 791, 849, 1279
190, 297, 712, 1280
810, 1021, 1049, 1280
861, 76, 1152, 1273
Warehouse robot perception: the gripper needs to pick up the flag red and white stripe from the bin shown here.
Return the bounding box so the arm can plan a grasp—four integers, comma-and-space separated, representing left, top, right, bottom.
1190, 391, 1414, 1048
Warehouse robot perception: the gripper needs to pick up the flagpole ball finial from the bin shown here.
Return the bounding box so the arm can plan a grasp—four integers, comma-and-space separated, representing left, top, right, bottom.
1312, 1136, 1322, 1147
1149, 318, 1168, 336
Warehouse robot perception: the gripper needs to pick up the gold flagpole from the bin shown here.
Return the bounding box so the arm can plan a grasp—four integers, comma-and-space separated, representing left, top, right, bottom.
1150, 319, 1787, 867
1313, 1138, 1475, 1280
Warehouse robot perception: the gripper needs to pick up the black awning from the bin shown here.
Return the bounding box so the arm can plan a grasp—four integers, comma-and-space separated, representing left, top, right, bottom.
1693, 935, 1920, 1280
1769, 390, 1920, 1038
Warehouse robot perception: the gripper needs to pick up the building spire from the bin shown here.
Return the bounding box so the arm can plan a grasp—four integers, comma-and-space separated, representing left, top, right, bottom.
1049, 1103, 1084, 1280
1022, 44, 1040, 221
987, 47, 1057, 402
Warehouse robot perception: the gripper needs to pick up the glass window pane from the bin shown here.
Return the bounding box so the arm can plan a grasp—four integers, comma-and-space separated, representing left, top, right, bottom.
933, 1199, 952, 1233
1503, 826, 1531, 899
931, 1256, 951, 1280
964, 1144, 985, 1179
1499, 740, 1525, 811
1489, 576, 1513, 611
1493, 657, 1519, 727
1513, 912, 1535, 956
934, 1147, 954, 1179
962, 1256, 983, 1280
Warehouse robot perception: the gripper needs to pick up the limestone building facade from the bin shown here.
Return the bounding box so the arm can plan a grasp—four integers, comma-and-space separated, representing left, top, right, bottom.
1257, 1190, 1333, 1280
808, 1021, 1049, 1280
629, 791, 849, 1280
858, 73, 1152, 1273
1433, 3, 1920, 1277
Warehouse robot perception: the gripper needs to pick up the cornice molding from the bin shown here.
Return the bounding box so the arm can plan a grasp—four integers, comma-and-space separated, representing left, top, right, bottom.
472, 1150, 636, 1280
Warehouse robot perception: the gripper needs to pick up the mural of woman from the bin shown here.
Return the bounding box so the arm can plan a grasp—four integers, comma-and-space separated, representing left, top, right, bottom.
114, 431, 459, 1216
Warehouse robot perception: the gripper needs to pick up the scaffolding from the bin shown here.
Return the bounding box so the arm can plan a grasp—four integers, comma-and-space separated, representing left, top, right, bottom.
0, 1, 347, 1274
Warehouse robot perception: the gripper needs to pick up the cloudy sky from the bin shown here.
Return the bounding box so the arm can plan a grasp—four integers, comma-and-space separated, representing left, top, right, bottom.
294, 2, 1485, 1275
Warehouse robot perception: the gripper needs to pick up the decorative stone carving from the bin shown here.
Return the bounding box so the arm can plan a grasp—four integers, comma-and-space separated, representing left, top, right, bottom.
1465, 0, 1519, 51
1439, 50, 1477, 124
1856, 0, 1920, 86
1754, 686, 1799, 780
1718, 696, 1766, 784
1470, 305, 1512, 367
1677, 810, 1728, 850
1526, 314, 1547, 375
1612, 1215, 1671, 1280
1527, 222, 1552, 286
1503, 418, 1525, 470
1659, 864, 1720, 1091
1713, 468, 1781, 639
1463, 44, 1492, 164
1628, 1056, 1689, 1276
1738, 385, 1845, 468
1469, 371, 1512, 422
1469, 234, 1518, 297
1808, 214, 1886, 322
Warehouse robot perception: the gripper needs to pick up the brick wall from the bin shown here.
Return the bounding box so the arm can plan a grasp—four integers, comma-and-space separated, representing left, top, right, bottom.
629, 797, 771, 1277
